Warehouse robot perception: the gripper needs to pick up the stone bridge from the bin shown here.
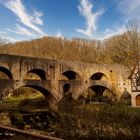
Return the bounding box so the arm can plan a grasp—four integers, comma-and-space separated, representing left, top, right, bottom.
0, 54, 131, 108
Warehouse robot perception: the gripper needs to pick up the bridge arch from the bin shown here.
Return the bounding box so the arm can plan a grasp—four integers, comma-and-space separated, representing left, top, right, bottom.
63, 83, 71, 93
90, 72, 108, 80
62, 70, 81, 80
25, 69, 49, 80
14, 85, 54, 99
85, 85, 115, 103
12, 85, 56, 109
0, 66, 13, 80
0, 66, 14, 99
60, 70, 81, 94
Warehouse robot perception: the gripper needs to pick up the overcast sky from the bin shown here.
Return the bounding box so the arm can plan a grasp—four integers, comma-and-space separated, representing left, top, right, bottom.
0, 0, 140, 42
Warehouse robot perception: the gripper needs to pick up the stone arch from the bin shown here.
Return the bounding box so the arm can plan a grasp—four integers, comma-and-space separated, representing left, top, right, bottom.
90, 85, 113, 95
25, 69, 48, 80
136, 94, 140, 106
59, 70, 81, 97
62, 70, 81, 80
85, 85, 115, 103
15, 85, 54, 99
90, 72, 108, 80
0, 66, 13, 80
0, 66, 14, 100
63, 83, 71, 93
59, 81, 78, 96
13, 85, 56, 109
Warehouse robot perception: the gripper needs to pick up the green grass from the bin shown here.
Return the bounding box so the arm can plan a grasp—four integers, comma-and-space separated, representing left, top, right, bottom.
80, 102, 140, 113
0, 95, 47, 112
3, 97, 24, 104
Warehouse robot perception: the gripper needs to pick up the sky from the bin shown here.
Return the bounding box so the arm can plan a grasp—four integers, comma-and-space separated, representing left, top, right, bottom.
0, 0, 140, 42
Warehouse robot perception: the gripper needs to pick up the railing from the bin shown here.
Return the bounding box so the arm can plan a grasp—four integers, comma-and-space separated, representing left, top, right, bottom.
59, 80, 82, 86
0, 125, 63, 140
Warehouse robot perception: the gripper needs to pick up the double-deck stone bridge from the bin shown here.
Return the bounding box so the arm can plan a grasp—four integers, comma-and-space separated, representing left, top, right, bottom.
0, 54, 131, 108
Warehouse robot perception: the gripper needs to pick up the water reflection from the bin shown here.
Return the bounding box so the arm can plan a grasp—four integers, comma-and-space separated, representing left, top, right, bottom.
0, 131, 42, 140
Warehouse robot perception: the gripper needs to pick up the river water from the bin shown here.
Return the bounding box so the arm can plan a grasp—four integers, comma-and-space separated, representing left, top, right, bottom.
0, 133, 44, 140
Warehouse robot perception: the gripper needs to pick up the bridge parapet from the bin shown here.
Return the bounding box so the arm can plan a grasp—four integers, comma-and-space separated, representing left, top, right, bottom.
59, 80, 82, 86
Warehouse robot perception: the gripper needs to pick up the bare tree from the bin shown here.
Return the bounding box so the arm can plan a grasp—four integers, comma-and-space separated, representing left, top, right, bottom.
112, 21, 139, 66
0, 36, 9, 54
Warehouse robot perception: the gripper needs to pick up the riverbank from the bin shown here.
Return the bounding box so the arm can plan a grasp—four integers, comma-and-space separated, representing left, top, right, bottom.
0, 97, 57, 137
0, 96, 140, 139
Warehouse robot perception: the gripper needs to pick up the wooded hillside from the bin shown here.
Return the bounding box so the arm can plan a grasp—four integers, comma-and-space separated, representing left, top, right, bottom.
0, 23, 139, 67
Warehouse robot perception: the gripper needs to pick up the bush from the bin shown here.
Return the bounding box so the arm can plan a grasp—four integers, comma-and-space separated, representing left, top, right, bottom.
56, 99, 140, 140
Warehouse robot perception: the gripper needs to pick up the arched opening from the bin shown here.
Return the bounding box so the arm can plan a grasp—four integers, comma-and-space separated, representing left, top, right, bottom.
0, 67, 14, 100
62, 70, 80, 80
91, 72, 108, 80
12, 86, 44, 99
136, 94, 140, 106
85, 85, 114, 103
24, 85, 52, 98
11, 86, 54, 109
63, 84, 71, 93
25, 69, 46, 80
60, 71, 81, 97
13, 86, 53, 99
0, 66, 13, 80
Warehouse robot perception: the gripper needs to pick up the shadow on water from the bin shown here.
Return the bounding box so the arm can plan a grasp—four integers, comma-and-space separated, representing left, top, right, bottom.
0, 109, 59, 140
0, 132, 45, 140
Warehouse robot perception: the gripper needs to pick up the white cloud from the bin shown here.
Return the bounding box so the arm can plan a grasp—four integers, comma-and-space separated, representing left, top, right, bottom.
97, 0, 140, 41
3, 0, 46, 36
4, 36, 19, 42
6, 24, 34, 37
0, 32, 20, 42
76, 0, 103, 37
56, 30, 64, 39
97, 26, 125, 40
33, 10, 43, 25
119, 0, 140, 20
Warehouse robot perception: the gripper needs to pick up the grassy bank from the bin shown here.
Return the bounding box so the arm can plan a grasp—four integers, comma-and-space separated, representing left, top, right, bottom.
0, 95, 140, 139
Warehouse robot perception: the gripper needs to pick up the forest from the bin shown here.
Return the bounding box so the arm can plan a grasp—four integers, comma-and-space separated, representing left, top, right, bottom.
0, 22, 139, 69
